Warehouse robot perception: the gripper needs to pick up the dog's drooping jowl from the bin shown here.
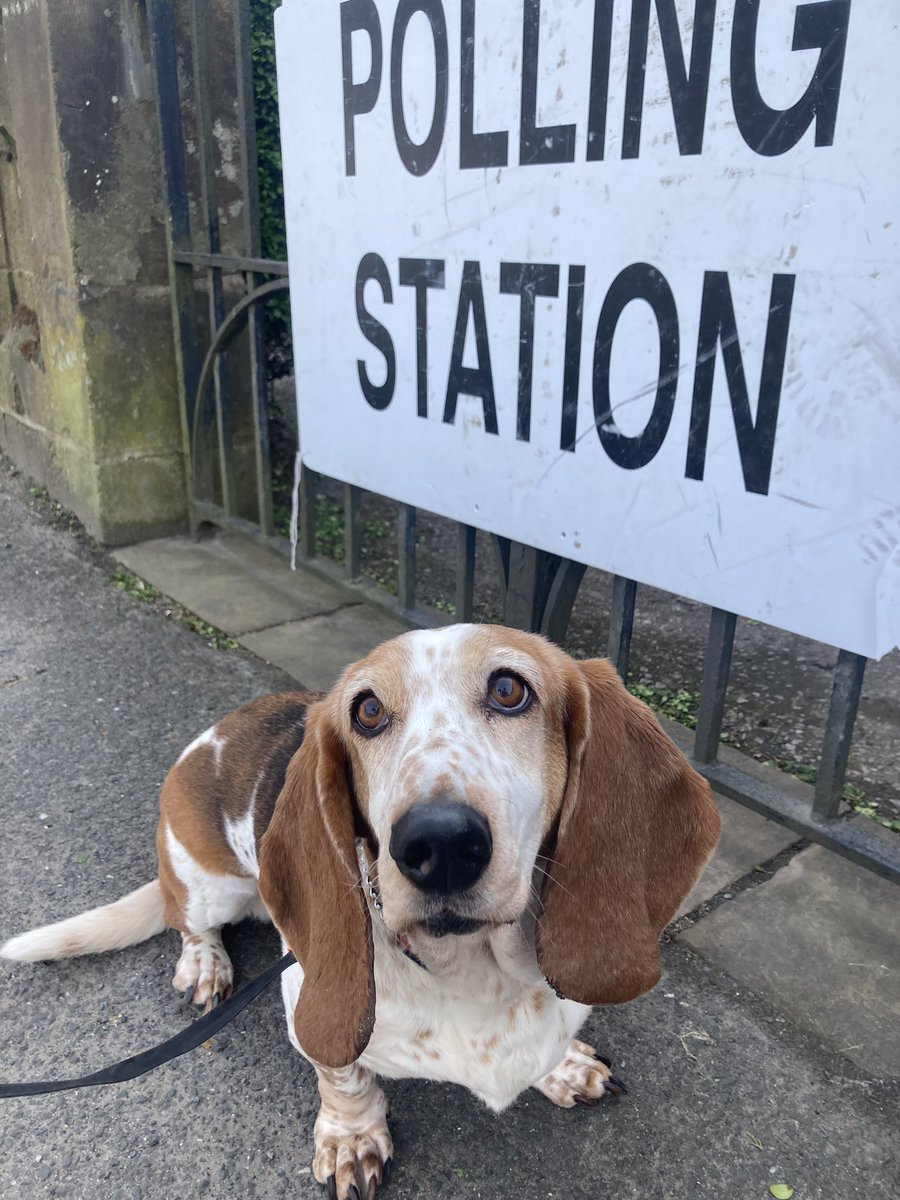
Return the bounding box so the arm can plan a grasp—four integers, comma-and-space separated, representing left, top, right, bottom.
2, 624, 719, 1198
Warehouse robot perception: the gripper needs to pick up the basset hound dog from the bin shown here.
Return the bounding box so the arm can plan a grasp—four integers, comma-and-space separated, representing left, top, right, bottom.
2, 624, 719, 1198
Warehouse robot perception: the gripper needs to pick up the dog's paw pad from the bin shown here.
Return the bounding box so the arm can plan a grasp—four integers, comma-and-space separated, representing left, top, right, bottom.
534, 1038, 626, 1108
314, 1121, 393, 1199
171, 931, 233, 1012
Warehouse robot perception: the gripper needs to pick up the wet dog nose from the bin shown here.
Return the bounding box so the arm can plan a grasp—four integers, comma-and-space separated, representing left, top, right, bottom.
389, 803, 492, 893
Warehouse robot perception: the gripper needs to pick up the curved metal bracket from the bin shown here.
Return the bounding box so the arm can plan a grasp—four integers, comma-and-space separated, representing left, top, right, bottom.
191, 277, 291, 476
491, 537, 586, 641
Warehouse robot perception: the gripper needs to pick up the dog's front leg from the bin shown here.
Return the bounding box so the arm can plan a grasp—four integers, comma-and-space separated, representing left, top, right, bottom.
313, 1061, 393, 1199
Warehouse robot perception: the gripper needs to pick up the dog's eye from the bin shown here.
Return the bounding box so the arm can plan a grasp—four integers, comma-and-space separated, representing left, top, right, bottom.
487, 671, 532, 714
352, 693, 390, 736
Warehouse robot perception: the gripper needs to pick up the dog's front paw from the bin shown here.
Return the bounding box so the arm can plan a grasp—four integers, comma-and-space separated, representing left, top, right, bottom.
171, 930, 234, 1013
313, 1109, 393, 1200
534, 1038, 627, 1108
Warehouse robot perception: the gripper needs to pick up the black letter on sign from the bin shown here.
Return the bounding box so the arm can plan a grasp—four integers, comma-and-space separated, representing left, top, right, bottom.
520, 0, 576, 165
460, 0, 509, 168
444, 261, 499, 435
391, 0, 449, 175
686, 272, 795, 496
399, 258, 445, 417
341, 0, 383, 176
623, 0, 716, 159
593, 264, 679, 470
731, 0, 851, 156
356, 253, 395, 410
500, 263, 560, 442
560, 265, 585, 450
586, 2, 615, 162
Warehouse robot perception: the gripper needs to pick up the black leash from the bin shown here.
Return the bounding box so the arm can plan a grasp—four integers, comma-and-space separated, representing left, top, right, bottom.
0, 951, 296, 1099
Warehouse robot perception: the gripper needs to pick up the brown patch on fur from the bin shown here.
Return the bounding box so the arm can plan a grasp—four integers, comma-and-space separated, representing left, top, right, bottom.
258, 702, 375, 1069
536, 656, 720, 1006
343, 637, 414, 710
531, 989, 546, 1018
412, 1027, 434, 1044
484, 1033, 501, 1051
156, 814, 189, 932
335, 638, 417, 823
428, 771, 455, 797
172, 695, 316, 849
156, 693, 317, 931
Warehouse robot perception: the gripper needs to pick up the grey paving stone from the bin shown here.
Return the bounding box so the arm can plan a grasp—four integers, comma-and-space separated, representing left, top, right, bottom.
677, 794, 798, 916
681, 843, 900, 1078
114, 532, 352, 635
239, 605, 414, 692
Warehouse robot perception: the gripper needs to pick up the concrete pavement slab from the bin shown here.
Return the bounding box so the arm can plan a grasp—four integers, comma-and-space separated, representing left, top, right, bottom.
240, 605, 413, 692
678, 794, 799, 916
681, 843, 900, 1079
115, 531, 354, 635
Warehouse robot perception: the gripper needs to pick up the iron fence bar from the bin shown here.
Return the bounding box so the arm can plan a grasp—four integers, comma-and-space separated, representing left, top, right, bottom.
503, 544, 561, 631
693, 608, 738, 763
299, 464, 317, 560
540, 559, 586, 645
490, 534, 512, 610
813, 649, 867, 820
397, 504, 417, 610
455, 525, 476, 622
190, 0, 235, 516
232, 0, 274, 537
607, 576, 637, 679
243, 264, 275, 535
695, 757, 899, 884
145, 0, 208, 517
172, 250, 289, 275
504, 543, 540, 629
344, 484, 362, 580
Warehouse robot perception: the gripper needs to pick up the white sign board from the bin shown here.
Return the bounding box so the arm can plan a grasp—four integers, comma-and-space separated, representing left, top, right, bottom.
275, 0, 900, 659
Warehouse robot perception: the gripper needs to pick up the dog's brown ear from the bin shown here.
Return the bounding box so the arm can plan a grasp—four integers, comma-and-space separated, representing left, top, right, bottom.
536, 658, 719, 1006
258, 702, 374, 1068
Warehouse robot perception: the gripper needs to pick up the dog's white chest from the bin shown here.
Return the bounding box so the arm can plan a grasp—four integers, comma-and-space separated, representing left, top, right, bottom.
357, 926, 589, 1111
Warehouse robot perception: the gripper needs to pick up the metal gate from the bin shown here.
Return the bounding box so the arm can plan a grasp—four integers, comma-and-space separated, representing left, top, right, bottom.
145, 0, 897, 884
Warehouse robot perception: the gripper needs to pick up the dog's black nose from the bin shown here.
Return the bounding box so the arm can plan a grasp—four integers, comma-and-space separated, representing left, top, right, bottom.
389, 803, 492, 893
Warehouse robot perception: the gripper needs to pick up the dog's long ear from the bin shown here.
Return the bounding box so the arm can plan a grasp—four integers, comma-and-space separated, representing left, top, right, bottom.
536, 658, 719, 1006
258, 701, 374, 1068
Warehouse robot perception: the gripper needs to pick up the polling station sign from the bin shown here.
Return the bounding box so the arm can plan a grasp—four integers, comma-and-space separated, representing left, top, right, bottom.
275, 1, 900, 658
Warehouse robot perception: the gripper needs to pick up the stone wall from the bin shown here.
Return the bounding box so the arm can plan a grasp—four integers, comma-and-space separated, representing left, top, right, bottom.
0, 0, 187, 543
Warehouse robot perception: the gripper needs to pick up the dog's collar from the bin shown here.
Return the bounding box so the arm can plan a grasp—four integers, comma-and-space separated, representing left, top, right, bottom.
359, 847, 428, 972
